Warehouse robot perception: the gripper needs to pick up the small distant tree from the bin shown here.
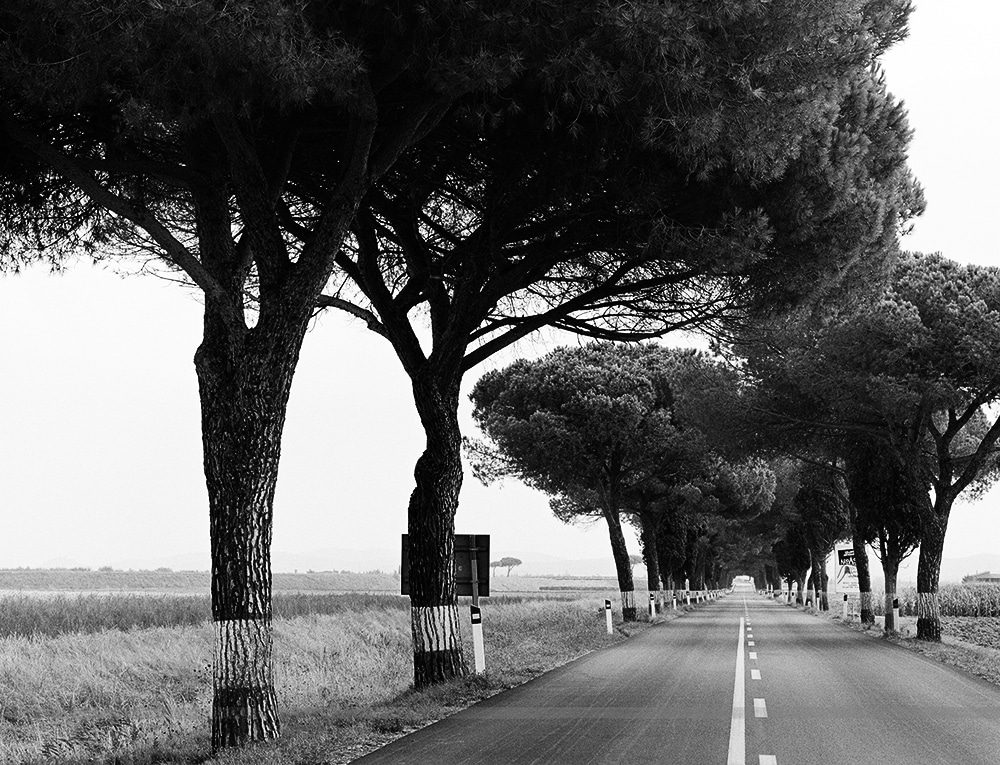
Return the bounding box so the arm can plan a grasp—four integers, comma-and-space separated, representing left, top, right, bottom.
489, 561, 503, 576
499, 557, 522, 577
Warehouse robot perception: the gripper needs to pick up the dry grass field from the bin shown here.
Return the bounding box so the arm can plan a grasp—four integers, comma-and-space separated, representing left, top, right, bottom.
0, 570, 647, 764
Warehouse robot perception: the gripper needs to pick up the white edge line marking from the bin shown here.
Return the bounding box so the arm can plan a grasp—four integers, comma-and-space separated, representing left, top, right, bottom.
751, 669, 761, 680
727, 616, 746, 765
753, 698, 767, 718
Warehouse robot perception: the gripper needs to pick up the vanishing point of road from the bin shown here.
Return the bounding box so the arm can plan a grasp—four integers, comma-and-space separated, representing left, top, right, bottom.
353, 592, 1000, 765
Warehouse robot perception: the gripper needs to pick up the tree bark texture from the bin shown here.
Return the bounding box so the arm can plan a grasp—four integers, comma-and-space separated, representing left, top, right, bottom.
603, 505, 636, 621
853, 529, 875, 625
817, 551, 830, 611
407, 371, 467, 686
916, 505, 950, 641
795, 575, 806, 605
638, 513, 662, 613
198, 329, 300, 748
882, 562, 898, 632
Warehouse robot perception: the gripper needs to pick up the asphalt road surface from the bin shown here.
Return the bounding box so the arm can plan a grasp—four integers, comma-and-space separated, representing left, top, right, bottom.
353, 593, 1000, 764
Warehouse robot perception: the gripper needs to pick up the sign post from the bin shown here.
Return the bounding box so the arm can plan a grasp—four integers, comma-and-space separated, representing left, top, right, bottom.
835, 543, 860, 620
401, 533, 490, 673
834, 544, 861, 595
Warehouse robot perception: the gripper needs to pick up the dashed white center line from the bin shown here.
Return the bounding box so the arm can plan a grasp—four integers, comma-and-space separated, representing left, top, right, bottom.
727, 616, 746, 765
751, 669, 761, 680
748, 641, 755, 647
749, 651, 757, 660
754, 698, 767, 718
759, 756, 777, 765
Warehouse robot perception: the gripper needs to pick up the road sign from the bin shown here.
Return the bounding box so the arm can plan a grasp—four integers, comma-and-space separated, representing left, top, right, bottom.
400, 534, 490, 598
835, 544, 861, 594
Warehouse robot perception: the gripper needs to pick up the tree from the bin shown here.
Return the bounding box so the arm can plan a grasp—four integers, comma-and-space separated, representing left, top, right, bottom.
2, 1, 920, 703
471, 344, 693, 620
317, 0, 918, 678
844, 438, 923, 630
736, 252, 1000, 640
0, 0, 580, 746
795, 465, 850, 611
471, 343, 772, 617
499, 557, 522, 577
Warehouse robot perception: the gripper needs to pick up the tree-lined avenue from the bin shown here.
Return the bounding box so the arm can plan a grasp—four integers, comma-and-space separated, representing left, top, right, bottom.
354, 596, 1000, 764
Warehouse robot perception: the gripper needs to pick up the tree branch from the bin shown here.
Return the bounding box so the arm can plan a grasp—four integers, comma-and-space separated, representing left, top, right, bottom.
315, 294, 389, 339
3, 112, 243, 330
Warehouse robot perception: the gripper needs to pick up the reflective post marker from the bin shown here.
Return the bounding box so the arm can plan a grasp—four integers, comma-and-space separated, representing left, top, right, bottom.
469, 535, 485, 674
470, 606, 485, 673
685, 579, 691, 606
842, 593, 849, 620
892, 597, 900, 631
649, 592, 655, 619
605, 599, 613, 634
672, 592, 677, 610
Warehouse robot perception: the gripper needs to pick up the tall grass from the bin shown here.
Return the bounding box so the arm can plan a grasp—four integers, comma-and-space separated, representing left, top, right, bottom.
0, 596, 623, 764
0, 593, 410, 638
871, 584, 1000, 617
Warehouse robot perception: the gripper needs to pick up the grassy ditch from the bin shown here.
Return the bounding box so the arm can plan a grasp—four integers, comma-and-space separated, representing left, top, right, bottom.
0, 595, 641, 764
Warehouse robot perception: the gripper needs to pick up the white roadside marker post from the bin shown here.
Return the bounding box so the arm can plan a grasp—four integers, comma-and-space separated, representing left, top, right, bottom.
672, 591, 677, 610
470, 605, 485, 673
469, 535, 486, 674
685, 579, 691, 606
605, 599, 613, 634
892, 597, 900, 631
842, 593, 849, 621
649, 592, 655, 619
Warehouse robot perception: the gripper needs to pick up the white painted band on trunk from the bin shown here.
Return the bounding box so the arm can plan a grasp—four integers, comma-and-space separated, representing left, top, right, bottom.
727, 616, 746, 765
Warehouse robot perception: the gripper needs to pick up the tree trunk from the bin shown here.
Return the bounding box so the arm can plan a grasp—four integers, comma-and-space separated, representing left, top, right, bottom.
916, 501, 951, 641
197, 331, 297, 748
852, 530, 875, 625
816, 550, 830, 611
882, 558, 898, 632
795, 574, 806, 605
638, 512, 661, 613
407, 370, 466, 687
603, 505, 636, 621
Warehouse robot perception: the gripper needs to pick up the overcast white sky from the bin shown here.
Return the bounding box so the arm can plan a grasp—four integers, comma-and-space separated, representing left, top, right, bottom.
1, 2, 998, 574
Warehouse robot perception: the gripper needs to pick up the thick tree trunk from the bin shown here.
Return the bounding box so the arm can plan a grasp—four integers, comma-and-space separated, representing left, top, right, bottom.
197, 332, 297, 748
603, 505, 636, 621
638, 513, 661, 613
882, 560, 898, 632
917, 502, 951, 641
853, 530, 875, 625
407, 371, 466, 687
795, 574, 806, 605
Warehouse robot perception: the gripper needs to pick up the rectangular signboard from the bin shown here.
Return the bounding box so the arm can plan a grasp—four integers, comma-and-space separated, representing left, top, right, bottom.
400, 533, 490, 597
834, 543, 861, 594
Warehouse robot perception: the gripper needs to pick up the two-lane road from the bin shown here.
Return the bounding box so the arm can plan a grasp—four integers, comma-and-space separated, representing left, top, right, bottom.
353, 594, 1000, 764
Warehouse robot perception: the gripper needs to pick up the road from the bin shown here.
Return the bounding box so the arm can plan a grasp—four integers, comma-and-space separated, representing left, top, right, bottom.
352, 593, 1000, 764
